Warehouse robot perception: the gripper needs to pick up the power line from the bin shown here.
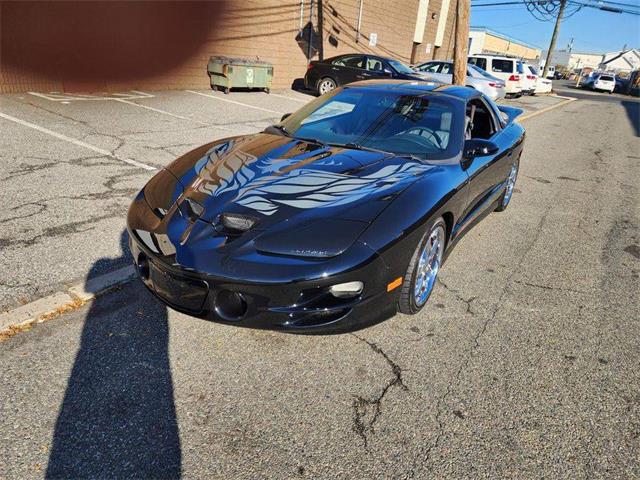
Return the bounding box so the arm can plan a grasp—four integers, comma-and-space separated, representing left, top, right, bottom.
472, 0, 640, 11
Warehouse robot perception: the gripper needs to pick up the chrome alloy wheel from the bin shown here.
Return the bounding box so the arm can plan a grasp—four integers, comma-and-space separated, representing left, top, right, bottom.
318, 78, 336, 95
502, 162, 518, 208
413, 224, 445, 307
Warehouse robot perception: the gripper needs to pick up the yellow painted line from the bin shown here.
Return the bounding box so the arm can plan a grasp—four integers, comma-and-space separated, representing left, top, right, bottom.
518, 97, 577, 122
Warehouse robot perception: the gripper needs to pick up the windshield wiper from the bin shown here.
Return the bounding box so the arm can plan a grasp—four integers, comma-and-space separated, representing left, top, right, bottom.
266, 124, 291, 137
397, 153, 428, 163
328, 142, 390, 154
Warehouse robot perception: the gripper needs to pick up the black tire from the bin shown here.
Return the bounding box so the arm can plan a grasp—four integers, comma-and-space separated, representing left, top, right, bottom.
398, 217, 447, 315
224, 87, 230, 94
211, 85, 218, 92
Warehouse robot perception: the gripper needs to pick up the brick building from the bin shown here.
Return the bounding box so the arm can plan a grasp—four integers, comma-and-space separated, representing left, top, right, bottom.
0, 0, 458, 93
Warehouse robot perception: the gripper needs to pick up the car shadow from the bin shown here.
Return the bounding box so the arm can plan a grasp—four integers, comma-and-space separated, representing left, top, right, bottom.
46, 230, 181, 478
622, 100, 640, 137
291, 78, 317, 97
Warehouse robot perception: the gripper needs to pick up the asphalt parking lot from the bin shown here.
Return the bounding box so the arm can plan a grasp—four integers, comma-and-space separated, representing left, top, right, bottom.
1, 86, 639, 478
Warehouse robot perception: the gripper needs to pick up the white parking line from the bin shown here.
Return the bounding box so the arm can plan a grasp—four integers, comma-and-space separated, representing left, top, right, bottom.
28, 91, 155, 102
114, 98, 210, 126
114, 98, 236, 132
267, 92, 309, 103
0, 111, 157, 171
185, 90, 285, 115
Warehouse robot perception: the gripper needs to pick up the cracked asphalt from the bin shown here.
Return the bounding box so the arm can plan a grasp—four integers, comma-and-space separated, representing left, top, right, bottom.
1, 86, 639, 479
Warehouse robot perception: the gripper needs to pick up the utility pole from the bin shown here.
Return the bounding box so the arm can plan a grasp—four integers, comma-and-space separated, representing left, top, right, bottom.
452, 0, 470, 85
542, 0, 567, 79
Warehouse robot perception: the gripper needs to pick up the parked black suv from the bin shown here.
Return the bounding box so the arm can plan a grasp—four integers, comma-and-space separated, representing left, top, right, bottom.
304, 54, 427, 95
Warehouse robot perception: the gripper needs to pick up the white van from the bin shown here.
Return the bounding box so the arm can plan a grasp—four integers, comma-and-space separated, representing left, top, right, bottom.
539, 64, 555, 79
468, 55, 522, 97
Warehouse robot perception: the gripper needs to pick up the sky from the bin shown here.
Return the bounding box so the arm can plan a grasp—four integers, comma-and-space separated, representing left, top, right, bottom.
470, 1, 640, 54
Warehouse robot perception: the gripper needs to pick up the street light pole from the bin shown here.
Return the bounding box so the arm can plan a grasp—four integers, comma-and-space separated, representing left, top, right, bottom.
452, 0, 470, 85
542, 0, 567, 79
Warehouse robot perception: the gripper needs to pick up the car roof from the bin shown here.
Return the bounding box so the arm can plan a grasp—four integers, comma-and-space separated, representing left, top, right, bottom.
343, 79, 481, 101
470, 54, 517, 61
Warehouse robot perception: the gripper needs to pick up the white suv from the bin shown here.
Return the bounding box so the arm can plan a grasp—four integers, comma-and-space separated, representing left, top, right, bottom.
468, 55, 522, 97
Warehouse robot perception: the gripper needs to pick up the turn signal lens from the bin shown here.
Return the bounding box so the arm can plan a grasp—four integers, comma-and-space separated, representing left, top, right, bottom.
329, 281, 364, 298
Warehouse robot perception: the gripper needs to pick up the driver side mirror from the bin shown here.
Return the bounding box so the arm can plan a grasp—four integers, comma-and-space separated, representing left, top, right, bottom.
463, 139, 499, 159
281, 112, 291, 121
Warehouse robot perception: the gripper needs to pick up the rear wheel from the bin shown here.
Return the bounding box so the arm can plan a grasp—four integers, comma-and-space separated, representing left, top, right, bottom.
398, 218, 446, 314
317, 77, 337, 95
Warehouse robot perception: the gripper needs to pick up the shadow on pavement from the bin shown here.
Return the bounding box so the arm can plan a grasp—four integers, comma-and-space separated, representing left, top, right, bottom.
46, 231, 181, 478
622, 101, 640, 137
291, 78, 317, 97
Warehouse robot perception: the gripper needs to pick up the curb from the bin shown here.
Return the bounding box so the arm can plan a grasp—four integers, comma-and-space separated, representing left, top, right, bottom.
0, 265, 136, 340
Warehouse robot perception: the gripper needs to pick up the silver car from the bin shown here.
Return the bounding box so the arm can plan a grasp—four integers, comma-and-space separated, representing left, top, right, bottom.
413, 60, 506, 101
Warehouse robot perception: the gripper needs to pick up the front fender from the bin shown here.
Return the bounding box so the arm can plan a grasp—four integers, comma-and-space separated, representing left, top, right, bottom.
357, 162, 469, 280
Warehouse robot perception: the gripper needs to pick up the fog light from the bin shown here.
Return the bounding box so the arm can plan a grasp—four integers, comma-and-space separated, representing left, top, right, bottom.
329, 281, 364, 298
215, 290, 248, 321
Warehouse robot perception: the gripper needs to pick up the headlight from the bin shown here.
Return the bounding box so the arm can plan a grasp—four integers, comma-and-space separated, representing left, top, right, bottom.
219, 213, 258, 233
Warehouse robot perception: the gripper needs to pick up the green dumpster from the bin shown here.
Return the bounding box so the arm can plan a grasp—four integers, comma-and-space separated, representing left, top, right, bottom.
207, 56, 273, 94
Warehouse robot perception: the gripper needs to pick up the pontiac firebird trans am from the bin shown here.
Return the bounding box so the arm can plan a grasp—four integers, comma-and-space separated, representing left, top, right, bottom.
128, 80, 525, 333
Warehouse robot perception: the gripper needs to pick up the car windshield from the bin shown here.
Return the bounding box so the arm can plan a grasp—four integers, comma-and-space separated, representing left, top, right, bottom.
277, 88, 463, 160
600, 75, 614, 81
388, 59, 415, 75
528, 65, 538, 75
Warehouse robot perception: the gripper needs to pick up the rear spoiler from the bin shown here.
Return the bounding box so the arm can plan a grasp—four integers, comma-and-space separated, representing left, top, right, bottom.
497, 105, 524, 124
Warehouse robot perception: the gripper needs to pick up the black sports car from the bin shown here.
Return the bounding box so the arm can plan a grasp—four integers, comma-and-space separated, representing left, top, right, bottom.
304, 54, 428, 95
128, 80, 525, 333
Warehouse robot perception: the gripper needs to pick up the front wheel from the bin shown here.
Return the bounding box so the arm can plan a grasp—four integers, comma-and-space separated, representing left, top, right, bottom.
398, 218, 446, 314
495, 161, 519, 212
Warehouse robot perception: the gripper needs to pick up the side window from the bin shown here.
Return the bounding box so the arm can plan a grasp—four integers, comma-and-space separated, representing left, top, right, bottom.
468, 57, 487, 70
418, 62, 441, 73
366, 58, 384, 72
440, 63, 453, 75
465, 99, 497, 140
333, 56, 365, 69
492, 59, 514, 73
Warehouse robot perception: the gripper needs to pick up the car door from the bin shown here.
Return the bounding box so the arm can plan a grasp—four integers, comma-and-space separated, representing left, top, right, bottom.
458, 97, 516, 231
330, 55, 367, 86
364, 57, 390, 80
437, 62, 455, 84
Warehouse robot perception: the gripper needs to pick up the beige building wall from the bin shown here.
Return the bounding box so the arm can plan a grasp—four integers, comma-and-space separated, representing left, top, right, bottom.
1, 0, 457, 94
482, 33, 540, 61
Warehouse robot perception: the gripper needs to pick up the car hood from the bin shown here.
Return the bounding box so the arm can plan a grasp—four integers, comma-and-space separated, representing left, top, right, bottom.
165, 133, 434, 230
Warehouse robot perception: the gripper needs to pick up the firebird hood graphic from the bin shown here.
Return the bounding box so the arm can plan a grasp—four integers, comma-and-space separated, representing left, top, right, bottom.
181, 135, 433, 218
230, 162, 431, 215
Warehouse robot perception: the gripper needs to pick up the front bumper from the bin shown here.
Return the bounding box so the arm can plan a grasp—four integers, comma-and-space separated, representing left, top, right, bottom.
127, 195, 397, 332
